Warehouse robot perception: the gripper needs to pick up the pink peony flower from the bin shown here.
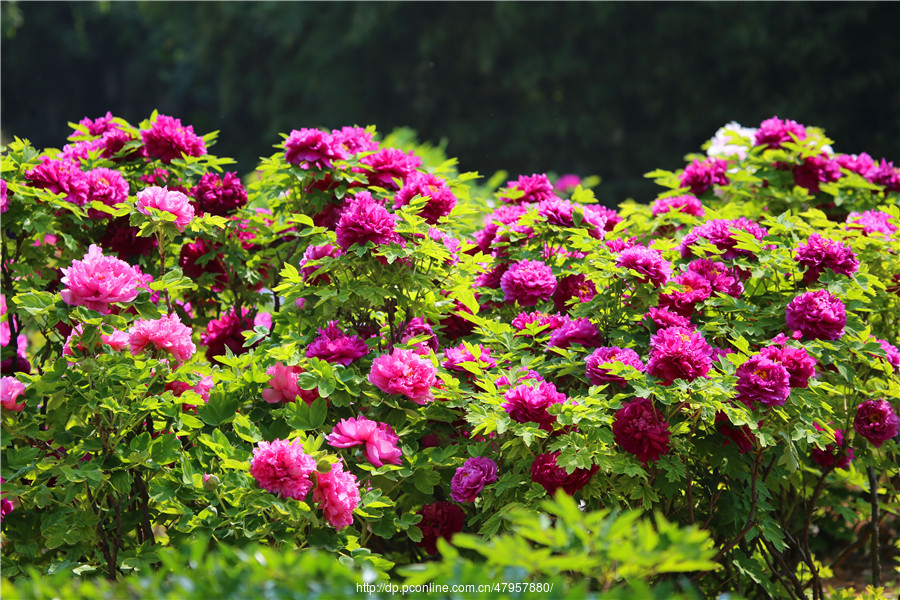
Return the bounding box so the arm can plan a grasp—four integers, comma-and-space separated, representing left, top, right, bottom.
679, 218, 769, 260
502, 381, 567, 431
331, 126, 379, 155
284, 128, 346, 168
129, 313, 196, 364
368, 349, 437, 404
616, 246, 672, 287
25, 157, 90, 206
547, 316, 603, 349
844, 210, 897, 237
442, 343, 497, 375
530, 451, 597, 496
754, 116, 807, 149
450, 457, 499, 503
326, 416, 402, 468
401, 317, 439, 354
201, 307, 264, 362
651, 194, 704, 218
715, 412, 755, 454
511, 310, 565, 334
865, 159, 900, 193
191, 172, 248, 216
394, 171, 457, 224
657, 271, 712, 318
63, 324, 130, 357
835, 152, 876, 177
554, 174, 582, 194
612, 397, 671, 464
141, 114, 207, 163
500, 259, 558, 306
417, 502, 465, 555
179, 237, 229, 292
537, 197, 576, 227
0, 295, 9, 347
644, 307, 693, 330
1, 477, 15, 522
759, 335, 817, 388
811, 423, 854, 471
785, 290, 846, 341
476, 204, 531, 251
501, 173, 556, 204
794, 234, 858, 285
136, 186, 195, 232
646, 326, 713, 386
734, 355, 792, 408
586, 347, 644, 387
360, 147, 421, 190
306, 321, 370, 366
165, 375, 214, 412
76, 111, 116, 136
60, 244, 140, 314
873, 339, 900, 373
792, 154, 842, 194
85, 168, 129, 216
552, 274, 596, 313
1, 376, 26, 412
687, 259, 744, 297
300, 244, 342, 285
679, 158, 729, 196
335, 191, 401, 250
249, 438, 317, 500
854, 400, 899, 448
0, 179, 8, 213
262, 362, 319, 406
313, 462, 361, 529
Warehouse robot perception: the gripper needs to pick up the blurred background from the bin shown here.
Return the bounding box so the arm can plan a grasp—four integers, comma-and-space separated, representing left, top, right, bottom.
2, 1, 899, 205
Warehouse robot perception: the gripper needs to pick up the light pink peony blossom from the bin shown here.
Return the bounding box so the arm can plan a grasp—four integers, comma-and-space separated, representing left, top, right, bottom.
262, 362, 318, 406
136, 186, 195, 232
128, 313, 196, 364
60, 244, 140, 314
368, 348, 437, 404
1, 376, 26, 412
313, 462, 361, 529
326, 416, 402, 467
250, 438, 317, 500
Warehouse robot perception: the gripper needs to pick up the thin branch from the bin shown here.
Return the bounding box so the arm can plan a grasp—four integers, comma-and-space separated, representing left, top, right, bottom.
867, 466, 881, 587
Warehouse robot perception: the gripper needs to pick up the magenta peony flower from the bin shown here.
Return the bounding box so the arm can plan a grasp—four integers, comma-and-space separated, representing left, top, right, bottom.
844, 210, 897, 237
811, 423, 854, 471
679, 218, 769, 260
200, 307, 262, 362
651, 194, 704, 218
530, 452, 597, 496
129, 313, 196, 364
547, 316, 603, 349
616, 246, 672, 287
552, 274, 596, 313
0, 179, 8, 213
687, 259, 744, 297
25, 157, 90, 206
0, 295, 10, 347
658, 271, 712, 318
476, 204, 530, 251
313, 462, 360, 529
450, 457, 499, 503
141, 114, 206, 163
179, 237, 229, 292
644, 307, 693, 330
754, 116, 807, 149
306, 321, 369, 366
502, 381, 567, 431
60, 244, 140, 314
136, 186, 195, 232
191, 171, 248, 216
360, 147, 421, 190
854, 400, 899, 448
865, 159, 900, 193
401, 317, 439, 354
165, 374, 214, 412
554, 174, 582, 194
368, 348, 437, 404
1, 477, 15, 522
284, 128, 345, 168
646, 326, 713, 386
873, 339, 900, 373
792, 154, 842, 194
715, 412, 755, 454
77, 111, 116, 136
501, 173, 556, 204
759, 335, 817, 388
85, 168, 129, 216
335, 191, 401, 250
1, 376, 26, 412
442, 343, 497, 375
250, 438, 317, 500
500, 259, 558, 306
331, 126, 379, 155
63, 324, 130, 358
679, 158, 729, 196
835, 152, 876, 177
299, 244, 342, 285
734, 355, 792, 408
794, 234, 859, 285
327, 416, 402, 468
263, 362, 318, 406
417, 502, 466, 555
612, 397, 671, 464
537, 197, 576, 227
785, 290, 846, 341
394, 171, 457, 224
511, 311, 565, 333
586, 347, 644, 387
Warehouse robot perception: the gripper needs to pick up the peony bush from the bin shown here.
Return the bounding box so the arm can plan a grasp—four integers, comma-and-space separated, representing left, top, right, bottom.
1, 111, 898, 599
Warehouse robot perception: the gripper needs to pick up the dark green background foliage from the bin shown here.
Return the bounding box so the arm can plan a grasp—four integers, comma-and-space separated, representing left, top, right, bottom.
2, 1, 899, 204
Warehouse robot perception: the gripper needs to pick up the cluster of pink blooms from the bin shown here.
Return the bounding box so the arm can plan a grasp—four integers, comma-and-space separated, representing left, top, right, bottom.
368, 349, 438, 404
450, 457, 499, 503
845, 210, 898, 237
612, 397, 671, 464
502, 381, 567, 431
262, 362, 318, 406
585, 347, 645, 387
1, 376, 26, 412
501, 173, 556, 204
360, 147, 422, 190
754, 116, 807, 149
128, 313, 196, 365
442, 343, 497, 375
785, 290, 846, 341
327, 416, 401, 468
547, 316, 603, 349
306, 321, 369, 366
141, 114, 207, 163
136, 186, 195, 232
60, 245, 140, 314
511, 311, 565, 334
63, 324, 129, 358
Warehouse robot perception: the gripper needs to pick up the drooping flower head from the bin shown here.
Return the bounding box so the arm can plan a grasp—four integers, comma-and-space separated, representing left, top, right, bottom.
306, 321, 369, 366
616, 246, 672, 287
417, 502, 466, 555
754, 116, 807, 149
141, 114, 207, 163
60, 244, 140, 314
651, 194, 704, 218
313, 461, 361, 529
646, 326, 713, 386
249, 438, 317, 500
612, 397, 671, 464
360, 147, 422, 190
1, 376, 26, 412
500, 259, 558, 306
734, 355, 792, 408
501, 173, 556, 204
368, 348, 438, 404
191, 171, 248, 216
530, 451, 597, 496
136, 186, 195, 232
811, 423, 854, 471
679, 158, 729, 196
854, 400, 899, 448
335, 191, 401, 250
128, 313, 196, 365
794, 234, 859, 285
262, 362, 319, 406
585, 347, 645, 388
502, 381, 567, 431
394, 171, 457, 224
785, 290, 846, 341
327, 416, 402, 468
450, 457, 499, 503
547, 317, 603, 349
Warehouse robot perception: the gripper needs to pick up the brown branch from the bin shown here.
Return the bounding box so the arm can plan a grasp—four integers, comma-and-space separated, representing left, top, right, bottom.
763, 538, 805, 599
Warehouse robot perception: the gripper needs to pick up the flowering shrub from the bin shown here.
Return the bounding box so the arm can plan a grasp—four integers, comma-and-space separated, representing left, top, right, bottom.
1, 112, 899, 599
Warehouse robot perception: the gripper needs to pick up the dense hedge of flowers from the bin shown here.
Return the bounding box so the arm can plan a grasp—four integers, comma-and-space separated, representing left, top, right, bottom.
1, 112, 898, 598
